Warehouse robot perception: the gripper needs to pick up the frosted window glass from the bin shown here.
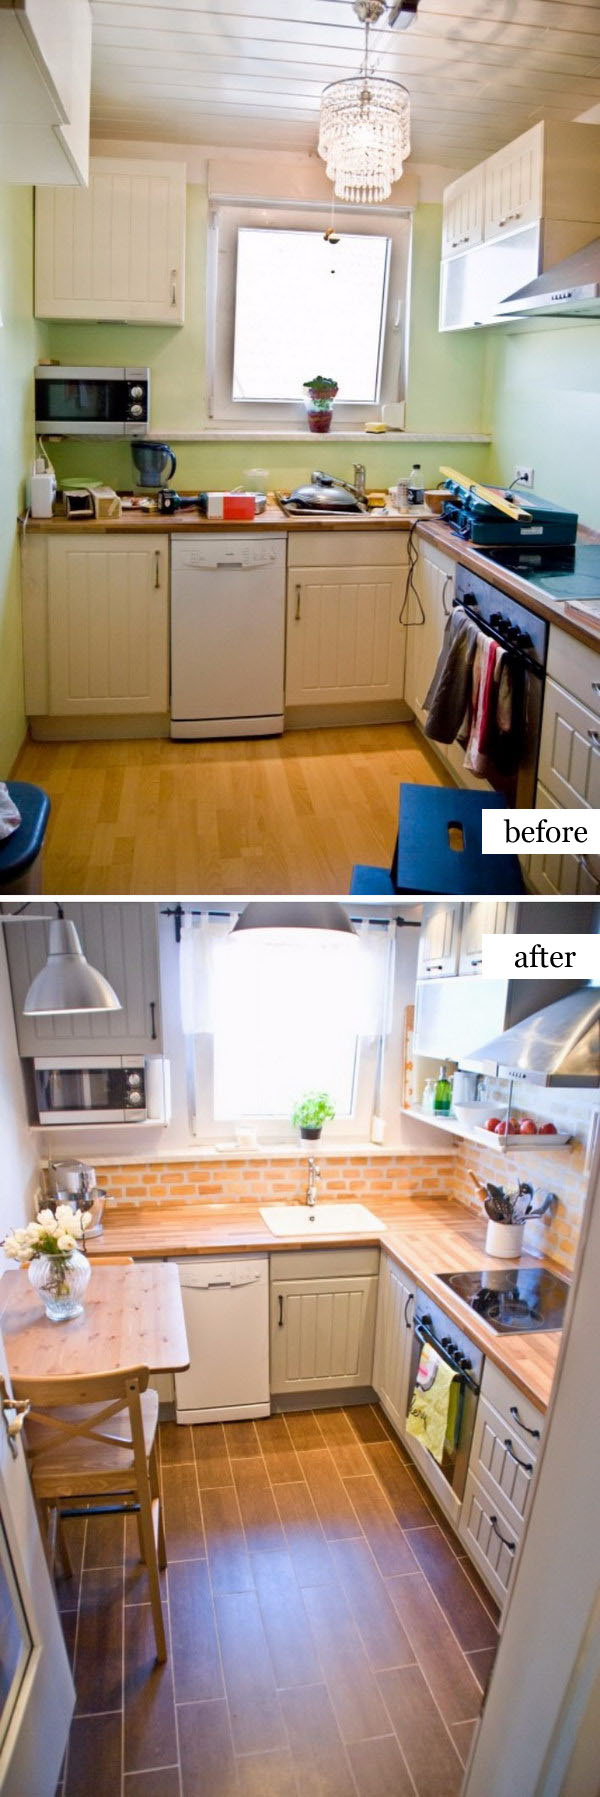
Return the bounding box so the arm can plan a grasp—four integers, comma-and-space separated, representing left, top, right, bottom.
232, 227, 390, 405
211, 934, 371, 1119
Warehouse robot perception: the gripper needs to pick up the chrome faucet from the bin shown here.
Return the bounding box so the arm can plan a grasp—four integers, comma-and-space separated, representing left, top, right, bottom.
306, 1158, 321, 1206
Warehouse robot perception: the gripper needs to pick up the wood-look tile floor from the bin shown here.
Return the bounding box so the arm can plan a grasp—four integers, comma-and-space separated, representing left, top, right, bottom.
54, 1404, 498, 1797
14, 725, 448, 894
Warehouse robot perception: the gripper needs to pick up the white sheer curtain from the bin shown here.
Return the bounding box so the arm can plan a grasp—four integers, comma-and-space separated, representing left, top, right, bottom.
178, 914, 394, 1127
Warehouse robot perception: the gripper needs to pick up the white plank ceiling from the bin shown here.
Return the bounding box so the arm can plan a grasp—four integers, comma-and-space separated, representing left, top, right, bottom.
90, 0, 600, 169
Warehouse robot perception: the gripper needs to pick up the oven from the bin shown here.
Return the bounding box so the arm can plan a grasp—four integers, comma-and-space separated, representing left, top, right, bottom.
34, 366, 150, 437
33, 1056, 148, 1124
406, 1288, 483, 1526
453, 563, 548, 807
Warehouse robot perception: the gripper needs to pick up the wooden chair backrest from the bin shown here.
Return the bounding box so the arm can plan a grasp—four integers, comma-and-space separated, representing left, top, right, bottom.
14, 1364, 150, 1479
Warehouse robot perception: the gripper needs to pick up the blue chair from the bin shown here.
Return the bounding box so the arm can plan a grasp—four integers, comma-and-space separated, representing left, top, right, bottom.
0, 783, 50, 893
351, 784, 524, 896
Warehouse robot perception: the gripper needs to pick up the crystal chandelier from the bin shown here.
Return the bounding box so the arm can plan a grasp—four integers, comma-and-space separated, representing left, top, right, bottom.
318, 1, 411, 205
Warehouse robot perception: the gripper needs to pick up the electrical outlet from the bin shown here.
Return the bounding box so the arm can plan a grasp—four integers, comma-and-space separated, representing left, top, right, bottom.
514, 465, 534, 487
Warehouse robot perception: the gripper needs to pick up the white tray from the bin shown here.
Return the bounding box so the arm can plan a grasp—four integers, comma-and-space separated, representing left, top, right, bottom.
471, 1125, 571, 1153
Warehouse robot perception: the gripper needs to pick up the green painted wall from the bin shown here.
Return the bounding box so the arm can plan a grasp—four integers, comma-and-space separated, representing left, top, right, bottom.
486, 319, 600, 529
0, 186, 45, 773
47, 197, 493, 495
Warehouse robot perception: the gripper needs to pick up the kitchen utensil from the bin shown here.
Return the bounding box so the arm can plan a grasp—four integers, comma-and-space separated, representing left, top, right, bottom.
452, 1071, 480, 1106
132, 442, 177, 488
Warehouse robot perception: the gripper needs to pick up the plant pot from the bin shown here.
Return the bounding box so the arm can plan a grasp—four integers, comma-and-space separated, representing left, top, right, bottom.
305, 401, 333, 434
28, 1249, 91, 1322
485, 1219, 525, 1260
300, 1126, 322, 1141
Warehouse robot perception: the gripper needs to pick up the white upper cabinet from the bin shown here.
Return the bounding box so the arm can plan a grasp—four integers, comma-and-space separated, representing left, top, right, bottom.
0, 0, 91, 186
458, 901, 516, 976
441, 166, 484, 259
35, 158, 187, 322
417, 903, 462, 980
483, 124, 544, 241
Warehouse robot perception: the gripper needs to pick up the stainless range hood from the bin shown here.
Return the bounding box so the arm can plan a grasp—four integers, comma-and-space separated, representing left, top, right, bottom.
497, 237, 600, 319
462, 988, 600, 1088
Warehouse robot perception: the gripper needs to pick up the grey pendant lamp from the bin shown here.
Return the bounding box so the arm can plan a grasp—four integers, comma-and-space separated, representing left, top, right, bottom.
23, 907, 122, 1016
232, 903, 356, 936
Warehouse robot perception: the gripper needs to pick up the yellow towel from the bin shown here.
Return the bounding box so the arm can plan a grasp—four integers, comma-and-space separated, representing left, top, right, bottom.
406, 1342, 459, 1465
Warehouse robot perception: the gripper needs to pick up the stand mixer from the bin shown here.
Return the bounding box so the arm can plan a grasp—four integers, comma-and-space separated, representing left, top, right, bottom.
44, 1161, 106, 1236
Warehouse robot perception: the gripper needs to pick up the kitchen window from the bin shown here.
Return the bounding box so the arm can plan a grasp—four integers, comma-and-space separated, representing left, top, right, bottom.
177, 913, 398, 1141
207, 202, 412, 428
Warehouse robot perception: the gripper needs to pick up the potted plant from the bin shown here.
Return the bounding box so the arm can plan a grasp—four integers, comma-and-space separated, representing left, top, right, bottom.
478, 1178, 556, 1259
292, 1091, 336, 1141
3, 1206, 92, 1322
303, 376, 338, 434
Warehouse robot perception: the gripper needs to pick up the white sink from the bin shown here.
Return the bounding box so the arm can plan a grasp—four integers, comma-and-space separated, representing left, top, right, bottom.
259, 1202, 385, 1237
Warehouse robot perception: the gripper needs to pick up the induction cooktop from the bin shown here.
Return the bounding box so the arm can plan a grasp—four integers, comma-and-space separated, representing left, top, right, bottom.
437, 1267, 570, 1333
477, 542, 600, 601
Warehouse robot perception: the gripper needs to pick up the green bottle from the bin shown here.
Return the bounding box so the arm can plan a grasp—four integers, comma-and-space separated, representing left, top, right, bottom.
433, 1063, 452, 1115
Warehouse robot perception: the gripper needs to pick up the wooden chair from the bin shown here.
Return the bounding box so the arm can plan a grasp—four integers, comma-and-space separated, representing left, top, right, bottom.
15, 1364, 166, 1661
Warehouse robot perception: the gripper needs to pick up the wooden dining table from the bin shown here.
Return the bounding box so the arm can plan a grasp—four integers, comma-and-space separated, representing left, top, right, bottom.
0, 1262, 190, 1382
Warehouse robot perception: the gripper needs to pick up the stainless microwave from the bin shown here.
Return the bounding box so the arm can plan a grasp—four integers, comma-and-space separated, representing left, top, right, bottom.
34, 366, 150, 436
33, 1056, 148, 1124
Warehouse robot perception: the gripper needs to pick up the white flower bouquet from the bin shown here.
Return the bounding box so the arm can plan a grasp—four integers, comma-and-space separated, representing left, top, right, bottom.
3, 1206, 91, 1264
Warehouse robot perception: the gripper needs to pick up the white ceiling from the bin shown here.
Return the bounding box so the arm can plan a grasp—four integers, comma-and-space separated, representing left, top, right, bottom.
90, 0, 600, 169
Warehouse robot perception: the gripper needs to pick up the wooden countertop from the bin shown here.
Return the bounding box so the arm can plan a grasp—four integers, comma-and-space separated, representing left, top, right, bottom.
24, 502, 416, 535
0, 1261, 190, 1381
417, 518, 600, 654
88, 1197, 562, 1411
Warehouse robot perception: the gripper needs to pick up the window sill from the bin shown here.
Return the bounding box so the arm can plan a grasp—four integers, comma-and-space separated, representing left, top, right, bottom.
146, 428, 492, 444
45, 1138, 456, 1168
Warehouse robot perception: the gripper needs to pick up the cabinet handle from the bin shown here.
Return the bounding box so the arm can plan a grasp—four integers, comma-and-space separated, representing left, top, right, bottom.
575, 854, 600, 889
509, 1404, 540, 1440
503, 1437, 533, 1473
154, 551, 161, 589
404, 1292, 414, 1327
171, 268, 177, 307
427, 962, 444, 972
295, 583, 301, 622
150, 1000, 157, 1041
278, 1294, 284, 1327
591, 681, 600, 696
441, 573, 453, 617
1, 1380, 31, 1459
588, 730, 600, 753
470, 955, 482, 967
489, 1514, 516, 1553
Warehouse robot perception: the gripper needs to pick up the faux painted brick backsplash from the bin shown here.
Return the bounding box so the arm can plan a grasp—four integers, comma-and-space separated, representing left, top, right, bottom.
452, 1086, 594, 1272
95, 1153, 458, 1209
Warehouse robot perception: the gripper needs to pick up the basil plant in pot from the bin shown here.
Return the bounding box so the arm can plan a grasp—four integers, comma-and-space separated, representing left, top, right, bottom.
292, 1092, 336, 1142
303, 376, 338, 434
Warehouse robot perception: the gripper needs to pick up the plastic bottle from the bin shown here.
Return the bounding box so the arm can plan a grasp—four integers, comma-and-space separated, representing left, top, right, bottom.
433, 1063, 452, 1115
407, 463, 424, 505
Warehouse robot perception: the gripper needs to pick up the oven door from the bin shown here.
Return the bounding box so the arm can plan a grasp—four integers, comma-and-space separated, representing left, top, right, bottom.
405, 1314, 480, 1527
34, 1060, 128, 1125
34, 368, 130, 437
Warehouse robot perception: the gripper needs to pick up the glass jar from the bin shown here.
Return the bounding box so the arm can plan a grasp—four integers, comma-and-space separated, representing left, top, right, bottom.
28, 1249, 91, 1323
422, 1078, 436, 1114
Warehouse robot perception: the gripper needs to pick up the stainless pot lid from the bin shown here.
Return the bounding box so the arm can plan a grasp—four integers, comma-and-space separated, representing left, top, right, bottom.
288, 482, 361, 510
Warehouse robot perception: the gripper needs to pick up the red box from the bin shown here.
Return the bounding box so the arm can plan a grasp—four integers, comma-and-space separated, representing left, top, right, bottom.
222, 493, 256, 520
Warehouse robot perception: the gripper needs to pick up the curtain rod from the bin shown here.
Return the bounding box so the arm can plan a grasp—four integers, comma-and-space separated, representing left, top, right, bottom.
161, 904, 420, 944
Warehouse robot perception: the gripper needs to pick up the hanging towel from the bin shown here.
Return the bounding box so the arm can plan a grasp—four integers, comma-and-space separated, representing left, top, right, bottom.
406, 1342, 459, 1465
0, 784, 21, 841
463, 635, 503, 775
423, 608, 479, 744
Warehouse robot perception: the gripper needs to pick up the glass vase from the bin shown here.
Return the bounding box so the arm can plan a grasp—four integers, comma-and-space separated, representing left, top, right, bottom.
28, 1249, 91, 1322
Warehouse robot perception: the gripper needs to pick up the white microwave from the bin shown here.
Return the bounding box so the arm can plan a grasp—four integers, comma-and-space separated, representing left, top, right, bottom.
34, 366, 150, 437
33, 1055, 169, 1125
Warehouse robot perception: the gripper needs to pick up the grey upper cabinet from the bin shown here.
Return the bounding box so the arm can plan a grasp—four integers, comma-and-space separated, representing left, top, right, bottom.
5, 904, 162, 1057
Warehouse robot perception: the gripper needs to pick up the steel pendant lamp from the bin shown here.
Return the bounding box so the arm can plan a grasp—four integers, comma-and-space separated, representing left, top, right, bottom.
23, 907, 122, 1015
232, 903, 357, 937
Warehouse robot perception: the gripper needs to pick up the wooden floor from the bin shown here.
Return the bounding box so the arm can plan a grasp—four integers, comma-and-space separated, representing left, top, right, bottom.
54, 1404, 498, 1797
14, 725, 448, 894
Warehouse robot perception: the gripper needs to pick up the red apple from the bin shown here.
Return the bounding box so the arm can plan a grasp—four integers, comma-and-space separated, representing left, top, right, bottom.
495, 1118, 519, 1135
538, 1121, 558, 1135
484, 1116, 502, 1132
519, 1119, 537, 1135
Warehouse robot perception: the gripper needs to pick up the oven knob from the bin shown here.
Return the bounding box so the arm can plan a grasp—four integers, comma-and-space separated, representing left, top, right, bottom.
127, 1072, 142, 1087
490, 611, 505, 629
441, 1336, 452, 1350
130, 404, 143, 417
128, 1090, 142, 1105
130, 385, 143, 398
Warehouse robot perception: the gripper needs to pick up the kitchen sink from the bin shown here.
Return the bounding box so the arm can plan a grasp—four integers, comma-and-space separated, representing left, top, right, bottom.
259, 1203, 385, 1237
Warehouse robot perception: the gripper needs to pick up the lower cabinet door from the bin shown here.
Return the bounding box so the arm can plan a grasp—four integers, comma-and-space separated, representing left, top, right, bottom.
459, 1469, 520, 1607
285, 565, 406, 706
270, 1275, 378, 1393
372, 1254, 414, 1437
48, 535, 169, 714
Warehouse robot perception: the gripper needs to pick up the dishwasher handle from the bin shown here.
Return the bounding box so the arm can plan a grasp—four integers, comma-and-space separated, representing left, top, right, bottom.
179, 1266, 265, 1292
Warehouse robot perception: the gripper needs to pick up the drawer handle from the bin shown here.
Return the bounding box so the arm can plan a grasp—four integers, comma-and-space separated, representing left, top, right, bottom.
504, 1437, 533, 1473
592, 681, 600, 696
149, 1000, 157, 1041
278, 1294, 284, 1328
427, 963, 444, 972
295, 583, 301, 622
588, 730, 600, 754
171, 268, 177, 307
404, 1292, 414, 1327
489, 1514, 516, 1553
510, 1404, 540, 1440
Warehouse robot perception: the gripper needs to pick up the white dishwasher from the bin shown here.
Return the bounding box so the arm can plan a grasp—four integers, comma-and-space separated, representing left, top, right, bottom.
174, 1258, 270, 1424
170, 534, 286, 738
